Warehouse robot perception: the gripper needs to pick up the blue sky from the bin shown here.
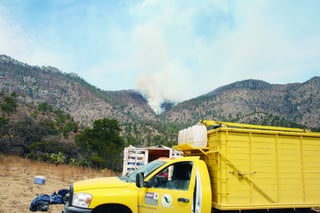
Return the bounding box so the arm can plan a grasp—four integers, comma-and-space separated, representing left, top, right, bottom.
1, 0, 320, 112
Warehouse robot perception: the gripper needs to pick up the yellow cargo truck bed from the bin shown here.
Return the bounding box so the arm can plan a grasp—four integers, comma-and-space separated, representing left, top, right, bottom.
182, 121, 320, 210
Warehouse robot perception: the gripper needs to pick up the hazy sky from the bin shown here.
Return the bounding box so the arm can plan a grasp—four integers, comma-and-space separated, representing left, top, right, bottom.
1, 0, 320, 112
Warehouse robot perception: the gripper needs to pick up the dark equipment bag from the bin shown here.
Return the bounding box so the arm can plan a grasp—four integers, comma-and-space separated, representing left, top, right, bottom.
29, 189, 69, 212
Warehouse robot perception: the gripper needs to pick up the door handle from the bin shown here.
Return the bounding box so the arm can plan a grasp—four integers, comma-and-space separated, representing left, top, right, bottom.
177, 198, 189, 203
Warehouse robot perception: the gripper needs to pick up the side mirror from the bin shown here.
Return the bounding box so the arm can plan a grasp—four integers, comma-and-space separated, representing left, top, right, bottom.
136, 172, 144, 188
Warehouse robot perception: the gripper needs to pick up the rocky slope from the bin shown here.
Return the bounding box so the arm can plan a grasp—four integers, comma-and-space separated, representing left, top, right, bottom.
162, 78, 320, 129
0, 55, 157, 128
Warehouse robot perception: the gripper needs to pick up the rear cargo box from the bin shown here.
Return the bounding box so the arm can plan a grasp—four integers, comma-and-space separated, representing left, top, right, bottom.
180, 121, 320, 210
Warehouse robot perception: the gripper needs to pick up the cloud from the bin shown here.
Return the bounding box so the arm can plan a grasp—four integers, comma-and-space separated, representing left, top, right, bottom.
0, 6, 30, 57
0, 4, 71, 71
216, 1, 320, 83
1, 1, 320, 114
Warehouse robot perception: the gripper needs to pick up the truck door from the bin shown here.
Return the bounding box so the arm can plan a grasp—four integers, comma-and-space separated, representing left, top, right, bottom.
138, 161, 195, 213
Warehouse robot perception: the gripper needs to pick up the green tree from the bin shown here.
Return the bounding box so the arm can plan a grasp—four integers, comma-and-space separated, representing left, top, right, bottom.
62, 121, 78, 137
38, 102, 53, 112
53, 110, 78, 137
0, 117, 9, 128
75, 118, 124, 170
0, 92, 17, 114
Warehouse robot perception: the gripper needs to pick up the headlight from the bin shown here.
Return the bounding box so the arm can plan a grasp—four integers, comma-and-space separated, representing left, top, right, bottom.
72, 192, 92, 208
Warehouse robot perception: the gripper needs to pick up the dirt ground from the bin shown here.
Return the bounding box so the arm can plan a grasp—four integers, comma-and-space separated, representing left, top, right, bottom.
0, 155, 116, 213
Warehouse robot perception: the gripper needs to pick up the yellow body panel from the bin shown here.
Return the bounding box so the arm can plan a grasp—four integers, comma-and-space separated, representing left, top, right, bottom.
178, 120, 320, 211
72, 177, 139, 212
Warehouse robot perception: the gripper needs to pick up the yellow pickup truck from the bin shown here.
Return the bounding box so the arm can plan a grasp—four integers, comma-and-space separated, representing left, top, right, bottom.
63, 120, 320, 213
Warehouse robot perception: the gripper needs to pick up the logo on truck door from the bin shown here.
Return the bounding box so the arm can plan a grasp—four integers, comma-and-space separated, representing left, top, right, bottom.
161, 194, 172, 207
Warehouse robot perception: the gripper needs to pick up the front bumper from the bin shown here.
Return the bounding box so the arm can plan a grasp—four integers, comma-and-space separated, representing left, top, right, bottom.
62, 184, 93, 213
62, 203, 92, 213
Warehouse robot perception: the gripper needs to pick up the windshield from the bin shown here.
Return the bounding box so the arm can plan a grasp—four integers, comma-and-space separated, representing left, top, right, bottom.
124, 160, 166, 182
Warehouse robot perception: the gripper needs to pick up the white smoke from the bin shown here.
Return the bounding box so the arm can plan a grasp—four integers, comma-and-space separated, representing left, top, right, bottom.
137, 73, 166, 114
132, 22, 193, 114
136, 60, 198, 114
135, 47, 198, 114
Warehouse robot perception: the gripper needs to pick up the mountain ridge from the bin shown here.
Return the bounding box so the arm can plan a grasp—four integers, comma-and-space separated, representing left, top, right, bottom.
1, 54, 319, 149
162, 76, 320, 128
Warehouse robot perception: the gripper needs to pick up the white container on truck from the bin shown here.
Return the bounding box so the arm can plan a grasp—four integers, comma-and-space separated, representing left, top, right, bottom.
63, 120, 320, 213
122, 145, 183, 176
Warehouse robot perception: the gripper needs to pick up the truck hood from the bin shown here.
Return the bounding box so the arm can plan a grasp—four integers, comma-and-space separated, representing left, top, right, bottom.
73, 177, 132, 192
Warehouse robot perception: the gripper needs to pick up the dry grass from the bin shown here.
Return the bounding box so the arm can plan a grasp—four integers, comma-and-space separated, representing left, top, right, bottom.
0, 155, 117, 213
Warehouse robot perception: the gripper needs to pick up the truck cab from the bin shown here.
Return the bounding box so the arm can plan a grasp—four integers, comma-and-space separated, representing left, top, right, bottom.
63, 156, 212, 213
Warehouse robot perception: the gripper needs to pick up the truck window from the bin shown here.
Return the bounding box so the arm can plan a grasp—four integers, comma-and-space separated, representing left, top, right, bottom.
126, 160, 166, 182
151, 162, 193, 190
